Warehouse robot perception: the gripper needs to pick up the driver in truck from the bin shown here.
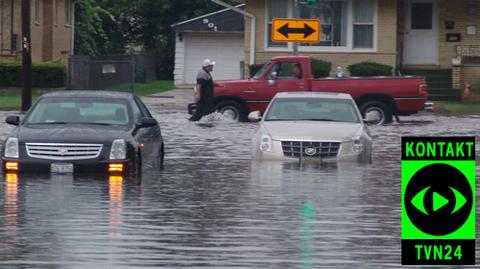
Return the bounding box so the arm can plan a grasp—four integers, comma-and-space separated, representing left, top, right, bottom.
292, 63, 303, 79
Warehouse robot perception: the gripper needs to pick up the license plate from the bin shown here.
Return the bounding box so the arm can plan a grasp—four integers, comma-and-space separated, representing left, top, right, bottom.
51, 163, 74, 174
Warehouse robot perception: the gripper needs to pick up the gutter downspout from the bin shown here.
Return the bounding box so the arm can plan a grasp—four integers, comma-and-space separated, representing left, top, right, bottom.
71, 0, 79, 55
210, 0, 256, 66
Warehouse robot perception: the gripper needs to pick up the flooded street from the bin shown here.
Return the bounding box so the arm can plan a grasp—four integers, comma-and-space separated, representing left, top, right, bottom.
0, 93, 479, 268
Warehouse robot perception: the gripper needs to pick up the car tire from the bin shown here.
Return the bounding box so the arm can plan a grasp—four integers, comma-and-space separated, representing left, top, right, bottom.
215, 101, 245, 122
360, 101, 393, 125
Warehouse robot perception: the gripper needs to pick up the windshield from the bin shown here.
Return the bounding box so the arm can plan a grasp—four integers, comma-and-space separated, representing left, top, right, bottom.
264, 98, 361, 123
253, 61, 272, 79
26, 98, 131, 126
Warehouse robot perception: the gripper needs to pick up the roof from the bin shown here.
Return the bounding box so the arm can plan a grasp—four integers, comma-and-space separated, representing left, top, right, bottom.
171, 4, 245, 33
40, 91, 134, 99
274, 92, 354, 100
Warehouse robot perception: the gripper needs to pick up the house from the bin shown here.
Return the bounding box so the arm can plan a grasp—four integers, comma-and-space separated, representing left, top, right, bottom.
0, 0, 74, 65
172, 5, 245, 86
205, 0, 480, 100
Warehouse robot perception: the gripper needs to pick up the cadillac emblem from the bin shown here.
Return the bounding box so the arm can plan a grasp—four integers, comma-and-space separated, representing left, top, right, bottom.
304, 146, 317, 156
59, 148, 68, 155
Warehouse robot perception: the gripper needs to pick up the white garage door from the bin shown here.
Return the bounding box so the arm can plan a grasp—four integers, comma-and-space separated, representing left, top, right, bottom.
185, 34, 244, 84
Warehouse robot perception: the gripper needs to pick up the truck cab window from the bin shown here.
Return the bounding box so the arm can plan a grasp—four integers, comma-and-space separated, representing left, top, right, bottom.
268, 62, 303, 80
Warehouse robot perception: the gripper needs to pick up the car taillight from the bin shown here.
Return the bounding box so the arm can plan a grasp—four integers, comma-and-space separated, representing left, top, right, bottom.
419, 84, 428, 98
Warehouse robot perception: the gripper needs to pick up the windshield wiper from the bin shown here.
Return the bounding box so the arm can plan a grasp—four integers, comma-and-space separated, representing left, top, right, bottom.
85, 122, 115, 126
30, 122, 116, 126
30, 122, 69, 125
299, 119, 337, 122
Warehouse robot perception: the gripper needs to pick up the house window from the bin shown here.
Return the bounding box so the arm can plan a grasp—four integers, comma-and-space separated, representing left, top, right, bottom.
353, 0, 375, 48
34, 0, 40, 24
65, 0, 72, 26
265, 0, 376, 51
411, 3, 433, 30
266, 0, 289, 48
300, 1, 348, 47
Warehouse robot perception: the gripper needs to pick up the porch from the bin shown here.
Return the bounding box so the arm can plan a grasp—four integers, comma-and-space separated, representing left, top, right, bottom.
398, 0, 480, 100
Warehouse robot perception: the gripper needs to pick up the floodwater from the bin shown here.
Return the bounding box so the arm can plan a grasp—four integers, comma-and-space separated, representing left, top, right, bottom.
0, 101, 479, 268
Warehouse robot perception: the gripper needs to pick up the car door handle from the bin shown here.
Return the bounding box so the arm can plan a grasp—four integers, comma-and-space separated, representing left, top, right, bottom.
243, 90, 256, 94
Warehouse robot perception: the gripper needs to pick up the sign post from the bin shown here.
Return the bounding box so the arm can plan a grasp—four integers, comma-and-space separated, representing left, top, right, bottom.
21, 0, 32, 112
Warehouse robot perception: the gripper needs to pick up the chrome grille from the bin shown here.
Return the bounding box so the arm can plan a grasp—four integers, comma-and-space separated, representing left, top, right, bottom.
26, 143, 103, 161
281, 140, 341, 158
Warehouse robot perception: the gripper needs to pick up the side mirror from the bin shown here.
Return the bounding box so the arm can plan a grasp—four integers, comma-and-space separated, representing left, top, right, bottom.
137, 117, 157, 129
268, 71, 277, 86
248, 111, 262, 122
6, 115, 20, 126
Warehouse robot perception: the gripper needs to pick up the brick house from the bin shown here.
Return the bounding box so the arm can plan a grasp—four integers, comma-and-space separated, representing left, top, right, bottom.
221, 0, 480, 97
0, 0, 74, 65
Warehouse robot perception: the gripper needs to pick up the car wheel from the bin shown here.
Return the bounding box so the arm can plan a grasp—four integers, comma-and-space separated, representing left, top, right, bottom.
215, 101, 245, 122
360, 101, 393, 125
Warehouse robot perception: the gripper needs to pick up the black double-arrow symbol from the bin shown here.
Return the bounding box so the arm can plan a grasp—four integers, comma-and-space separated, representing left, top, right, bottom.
277, 23, 316, 39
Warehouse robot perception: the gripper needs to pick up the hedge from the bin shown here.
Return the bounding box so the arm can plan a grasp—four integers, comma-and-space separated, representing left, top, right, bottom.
0, 61, 66, 88
347, 61, 393, 77
311, 58, 332, 78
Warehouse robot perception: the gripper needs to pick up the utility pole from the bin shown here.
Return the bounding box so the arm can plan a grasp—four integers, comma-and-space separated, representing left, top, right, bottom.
21, 0, 32, 112
293, 0, 299, 56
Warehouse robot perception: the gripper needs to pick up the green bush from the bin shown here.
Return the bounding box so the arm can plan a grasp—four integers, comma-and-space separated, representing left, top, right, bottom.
347, 61, 393, 77
470, 84, 480, 93
311, 58, 332, 78
248, 63, 266, 78
0, 61, 66, 88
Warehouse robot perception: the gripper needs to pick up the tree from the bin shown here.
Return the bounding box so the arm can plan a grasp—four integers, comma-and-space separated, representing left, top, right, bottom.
74, 0, 115, 55
75, 0, 237, 79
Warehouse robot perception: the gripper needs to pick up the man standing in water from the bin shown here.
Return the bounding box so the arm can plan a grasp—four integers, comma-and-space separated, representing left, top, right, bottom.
189, 59, 223, 122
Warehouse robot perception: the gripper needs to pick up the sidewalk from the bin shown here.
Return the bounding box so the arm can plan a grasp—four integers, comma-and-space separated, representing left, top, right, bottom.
141, 88, 193, 109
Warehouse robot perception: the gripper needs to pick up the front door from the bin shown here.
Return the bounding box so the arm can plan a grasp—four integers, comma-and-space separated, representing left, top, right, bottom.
404, 0, 438, 65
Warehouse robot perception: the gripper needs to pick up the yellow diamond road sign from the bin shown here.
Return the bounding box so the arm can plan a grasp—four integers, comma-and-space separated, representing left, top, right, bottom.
272, 18, 321, 43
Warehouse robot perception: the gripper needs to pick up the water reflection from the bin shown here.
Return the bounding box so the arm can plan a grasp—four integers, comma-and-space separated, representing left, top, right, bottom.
0, 109, 478, 268
4, 173, 18, 236
109, 176, 124, 237
301, 198, 317, 268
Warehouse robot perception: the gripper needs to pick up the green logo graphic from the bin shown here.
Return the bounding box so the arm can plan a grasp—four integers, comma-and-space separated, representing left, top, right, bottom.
401, 137, 476, 265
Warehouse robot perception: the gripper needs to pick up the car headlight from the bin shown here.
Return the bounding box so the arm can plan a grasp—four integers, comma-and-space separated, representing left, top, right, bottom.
260, 134, 272, 152
351, 136, 364, 154
110, 139, 126, 160
4, 137, 19, 158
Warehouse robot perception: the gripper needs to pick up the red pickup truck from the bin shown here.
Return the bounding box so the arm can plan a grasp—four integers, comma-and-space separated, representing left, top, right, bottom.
200, 56, 428, 124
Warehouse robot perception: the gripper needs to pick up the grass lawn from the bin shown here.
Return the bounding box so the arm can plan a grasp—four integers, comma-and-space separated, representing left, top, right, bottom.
106, 80, 174, 96
433, 102, 480, 114
0, 80, 174, 110
0, 93, 41, 110
442, 103, 480, 113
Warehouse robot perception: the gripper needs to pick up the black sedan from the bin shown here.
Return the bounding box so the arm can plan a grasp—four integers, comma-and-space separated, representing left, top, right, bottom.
1, 91, 164, 175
